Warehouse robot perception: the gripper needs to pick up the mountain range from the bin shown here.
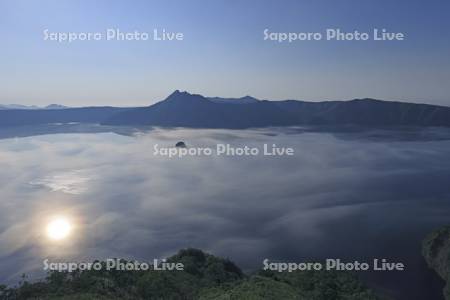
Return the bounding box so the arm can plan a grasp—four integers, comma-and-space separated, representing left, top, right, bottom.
0, 104, 68, 110
0, 90, 449, 128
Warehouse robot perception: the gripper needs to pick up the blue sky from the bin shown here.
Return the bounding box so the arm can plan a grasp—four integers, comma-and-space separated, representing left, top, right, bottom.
1, 0, 449, 106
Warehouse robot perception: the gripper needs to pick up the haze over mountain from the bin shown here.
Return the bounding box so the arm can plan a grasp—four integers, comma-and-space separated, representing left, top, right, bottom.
0, 104, 40, 110
0, 90, 449, 128
44, 104, 68, 110
0, 107, 132, 127
207, 95, 259, 104
0, 104, 68, 110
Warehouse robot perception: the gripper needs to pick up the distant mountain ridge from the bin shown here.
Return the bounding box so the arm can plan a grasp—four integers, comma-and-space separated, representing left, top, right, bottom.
103, 91, 296, 128
208, 95, 259, 104
0, 107, 133, 127
0, 104, 40, 110
0, 104, 68, 110
103, 90, 450, 128
0, 91, 449, 128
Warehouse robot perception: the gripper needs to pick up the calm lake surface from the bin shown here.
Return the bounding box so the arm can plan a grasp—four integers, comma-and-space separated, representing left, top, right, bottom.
0, 124, 449, 299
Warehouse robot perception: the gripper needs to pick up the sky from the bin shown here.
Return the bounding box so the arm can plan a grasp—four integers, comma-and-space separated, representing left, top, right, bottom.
0, 0, 449, 106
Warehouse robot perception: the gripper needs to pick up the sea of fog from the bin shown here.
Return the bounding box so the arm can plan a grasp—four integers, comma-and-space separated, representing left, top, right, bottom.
0, 124, 449, 299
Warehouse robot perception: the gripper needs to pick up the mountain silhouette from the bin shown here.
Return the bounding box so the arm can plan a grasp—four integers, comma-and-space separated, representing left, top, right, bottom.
0, 107, 133, 127
208, 95, 259, 104
103, 91, 450, 128
103, 90, 296, 128
1, 91, 449, 128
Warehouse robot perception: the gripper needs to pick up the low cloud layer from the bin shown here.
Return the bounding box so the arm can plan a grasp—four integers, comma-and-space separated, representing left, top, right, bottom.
0, 126, 449, 299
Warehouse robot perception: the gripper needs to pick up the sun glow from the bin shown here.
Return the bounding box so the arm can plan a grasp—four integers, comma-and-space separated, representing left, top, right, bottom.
46, 217, 72, 241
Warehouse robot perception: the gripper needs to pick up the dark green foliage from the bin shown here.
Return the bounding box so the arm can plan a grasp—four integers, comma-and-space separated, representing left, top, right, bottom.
0, 248, 378, 300
137, 271, 198, 299
259, 269, 379, 300
167, 248, 244, 286
198, 276, 300, 300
